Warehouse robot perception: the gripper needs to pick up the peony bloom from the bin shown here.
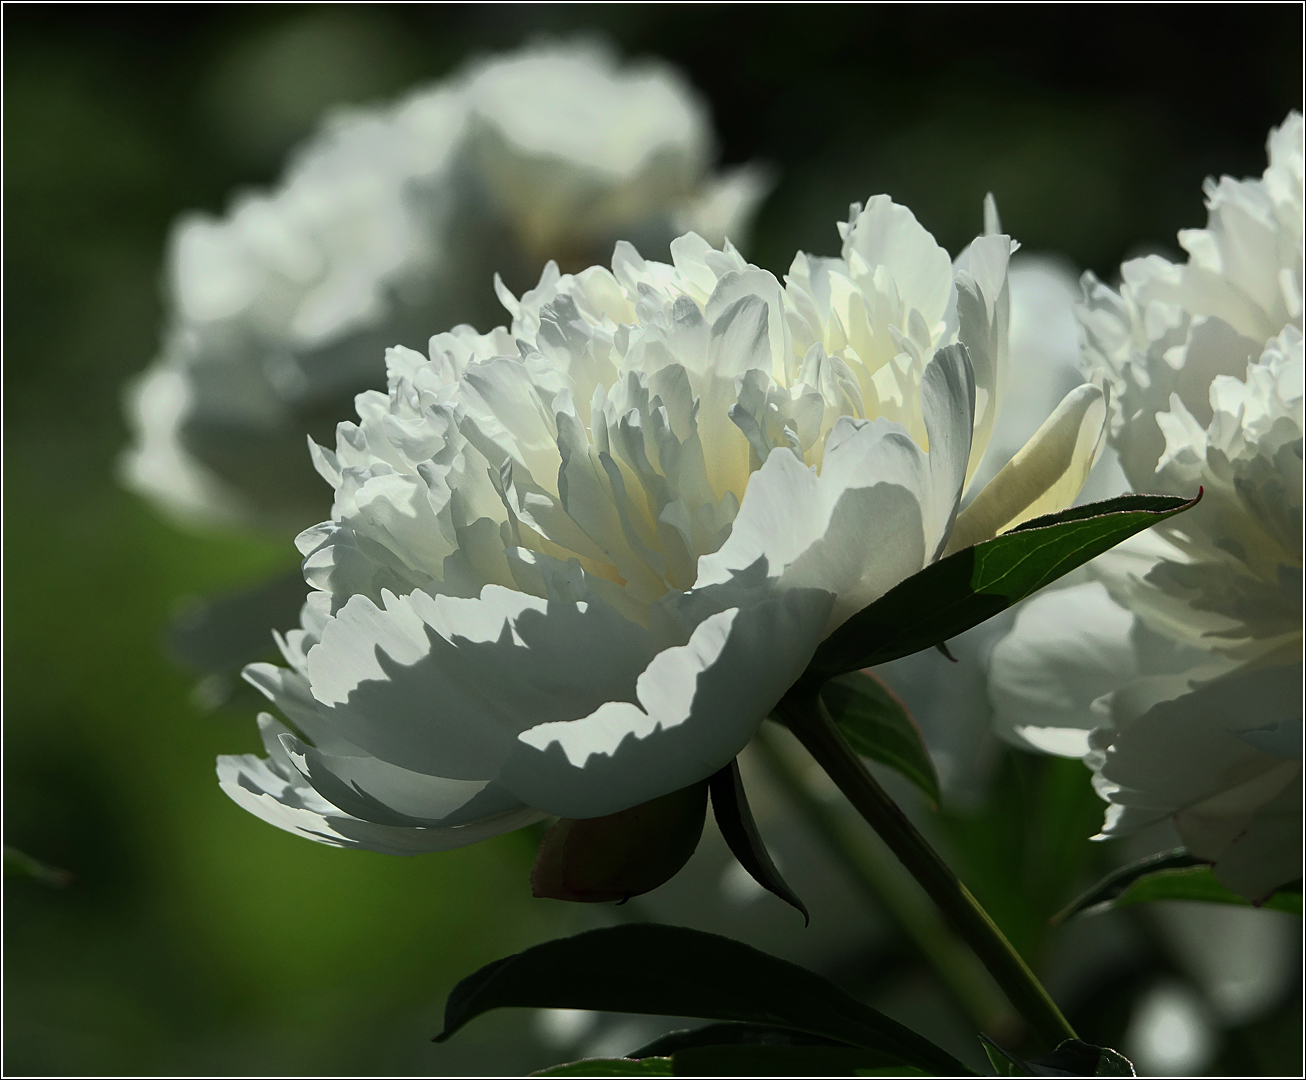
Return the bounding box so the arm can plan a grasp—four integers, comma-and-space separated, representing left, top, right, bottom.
219, 196, 1108, 856
990, 113, 1304, 899
124, 40, 769, 533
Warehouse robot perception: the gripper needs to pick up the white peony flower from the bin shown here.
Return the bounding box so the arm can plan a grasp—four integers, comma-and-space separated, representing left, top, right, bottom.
219, 196, 1108, 856
124, 39, 770, 533
990, 113, 1304, 899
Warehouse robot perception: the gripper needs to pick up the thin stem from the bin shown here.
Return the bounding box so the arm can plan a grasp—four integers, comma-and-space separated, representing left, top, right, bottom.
776, 689, 1078, 1052
751, 725, 1018, 1039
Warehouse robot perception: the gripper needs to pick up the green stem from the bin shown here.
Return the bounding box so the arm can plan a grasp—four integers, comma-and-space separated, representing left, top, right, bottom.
751, 725, 1016, 1038
776, 688, 1077, 1052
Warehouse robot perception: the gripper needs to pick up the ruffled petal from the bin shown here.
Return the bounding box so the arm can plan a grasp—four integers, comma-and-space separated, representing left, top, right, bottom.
305, 585, 659, 780
989, 582, 1140, 757
497, 587, 834, 818
216, 714, 544, 855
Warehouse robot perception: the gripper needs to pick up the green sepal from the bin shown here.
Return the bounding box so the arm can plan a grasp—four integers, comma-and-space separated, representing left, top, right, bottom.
531, 782, 708, 903
708, 760, 809, 923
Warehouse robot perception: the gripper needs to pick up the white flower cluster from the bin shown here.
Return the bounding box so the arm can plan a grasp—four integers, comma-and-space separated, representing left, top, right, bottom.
219, 197, 1108, 855
991, 113, 1304, 899
124, 40, 769, 533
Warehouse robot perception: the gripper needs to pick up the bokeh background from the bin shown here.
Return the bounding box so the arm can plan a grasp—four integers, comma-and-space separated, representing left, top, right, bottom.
4, 5, 1302, 1076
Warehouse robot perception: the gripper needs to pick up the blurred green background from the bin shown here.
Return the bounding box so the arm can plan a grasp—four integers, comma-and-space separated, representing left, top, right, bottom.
4, 5, 1302, 1076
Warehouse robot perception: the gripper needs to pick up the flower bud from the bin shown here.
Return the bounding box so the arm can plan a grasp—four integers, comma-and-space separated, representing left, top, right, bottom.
531, 781, 709, 903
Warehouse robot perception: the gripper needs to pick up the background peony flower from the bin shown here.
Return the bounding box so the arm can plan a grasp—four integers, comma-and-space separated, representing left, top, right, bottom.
220, 196, 1108, 857
123, 39, 770, 534
989, 113, 1304, 899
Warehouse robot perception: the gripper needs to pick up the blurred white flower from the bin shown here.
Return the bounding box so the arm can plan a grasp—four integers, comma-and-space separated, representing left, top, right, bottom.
124, 39, 770, 533
219, 196, 1106, 856
990, 113, 1304, 899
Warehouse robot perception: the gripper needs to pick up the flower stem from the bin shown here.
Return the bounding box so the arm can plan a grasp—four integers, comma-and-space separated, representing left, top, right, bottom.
776, 688, 1078, 1052
751, 724, 1019, 1039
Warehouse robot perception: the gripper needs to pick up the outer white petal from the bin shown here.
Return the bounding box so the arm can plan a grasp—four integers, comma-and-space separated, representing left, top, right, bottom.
1188, 771, 1302, 900
1095, 663, 1302, 861
497, 588, 835, 818
280, 734, 529, 828
989, 582, 1141, 757
216, 714, 543, 855
305, 585, 659, 780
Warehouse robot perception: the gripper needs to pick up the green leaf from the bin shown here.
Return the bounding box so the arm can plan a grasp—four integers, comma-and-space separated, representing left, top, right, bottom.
821, 672, 940, 806
1112, 869, 1303, 915
981, 1037, 1021, 1077
708, 761, 809, 923
533, 1045, 931, 1077
808, 493, 1201, 679
532, 1059, 673, 1077
672, 1044, 930, 1075
980, 1035, 1136, 1076
630, 1022, 852, 1058
1053, 849, 1303, 922
435, 924, 975, 1076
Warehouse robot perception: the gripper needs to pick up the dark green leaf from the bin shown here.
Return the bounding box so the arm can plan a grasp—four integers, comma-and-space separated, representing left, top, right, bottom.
942, 750, 1106, 964
1104, 867, 1301, 916
435, 924, 975, 1076
982, 1039, 1023, 1080
672, 1044, 929, 1075
630, 1022, 852, 1059
1052, 849, 1205, 922
981, 1036, 1021, 1077
708, 761, 808, 923
821, 672, 940, 806
1006, 493, 1196, 532
532, 1058, 673, 1077
1054, 849, 1303, 922
809, 493, 1200, 679
980, 1035, 1136, 1076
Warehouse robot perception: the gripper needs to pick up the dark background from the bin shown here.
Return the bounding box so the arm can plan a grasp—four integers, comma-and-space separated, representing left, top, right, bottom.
4, 4, 1302, 1075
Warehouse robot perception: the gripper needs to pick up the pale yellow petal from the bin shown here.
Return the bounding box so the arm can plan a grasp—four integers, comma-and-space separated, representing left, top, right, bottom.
943, 380, 1107, 555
